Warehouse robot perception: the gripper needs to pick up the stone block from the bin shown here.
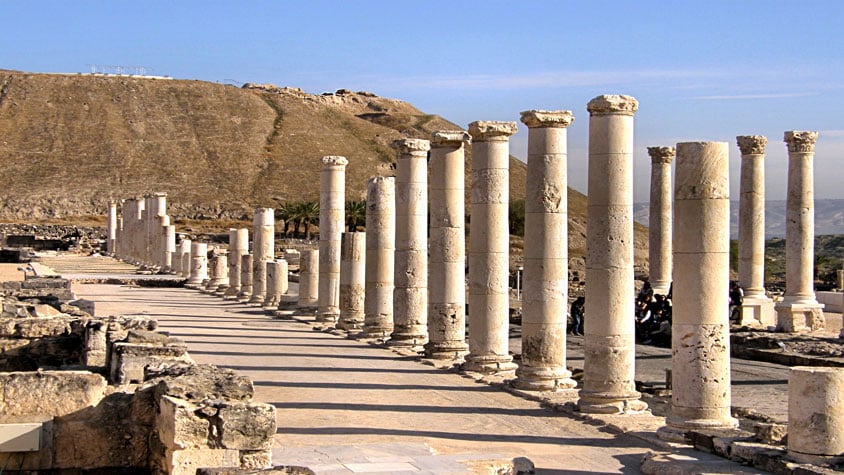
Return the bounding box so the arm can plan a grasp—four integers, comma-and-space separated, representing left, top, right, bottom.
163, 448, 239, 475
157, 395, 212, 450
15, 317, 72, 338
145, 364, 254, 403
218, 402, 276, 450
0, 371, 107, 423
238, 449, 273, 470
68, 299, 96, 316
110, 342, 190, 384
30, 304, 65, 318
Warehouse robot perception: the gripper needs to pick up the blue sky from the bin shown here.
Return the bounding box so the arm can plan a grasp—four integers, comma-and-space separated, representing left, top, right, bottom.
3, 1, 843, 200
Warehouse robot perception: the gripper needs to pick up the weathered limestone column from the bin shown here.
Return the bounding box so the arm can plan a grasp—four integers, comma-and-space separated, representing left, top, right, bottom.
205, 252, 227, 292
238, 254, 253, 301
657, 141, 738, 441
425, 131, 470, 359
107, 201, 117, 255
787, 367, 844, 465
363, 177, 396, 338
213, 252, 230, 296
178, 239, 191, 279
263, 259, 287, 308
736, 135, 776, 327
337, 232, 366, 331
187, 242, 208, 287
225, 228, 249, 298
579, 95, 646, 413
514, 110, 577, 390
390, 139, 430, 348
464, 121, 518, 374
317, 156, 348, 324
776, 131, 825, 332
249, 208, 275, 304
162, 224, 176, 272
647, 146, 675, 295
298, 249, 319, 308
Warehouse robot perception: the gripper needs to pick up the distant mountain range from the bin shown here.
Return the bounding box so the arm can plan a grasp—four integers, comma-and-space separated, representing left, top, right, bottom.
634, 199, 844, 239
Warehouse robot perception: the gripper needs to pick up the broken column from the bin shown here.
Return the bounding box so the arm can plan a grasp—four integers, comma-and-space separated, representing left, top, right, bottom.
317, 156, 348, 324
162, 224, 176, 272
298, 249, 319, 308
776, 131, 825, 332
579, 95, 646, 413
337, 232, 366, 331
205, 251, 228, 293
787, 366, 844, 465
249, 208, 275, 305
107, 201, 117, 255
187, 242, 208, 287
263, 259, 287, 308
178, 239, 191, 279
390, 139, 430, 348
225, 228, 249, 299
657, 141, 738, 441
514, 110, 577, 390
363, 177, 396, 339
238, 254, 253, 301
464, 121, 518, 374
425, 131, 470, 359
647, 146, 675, 296
736, 135, 776, 327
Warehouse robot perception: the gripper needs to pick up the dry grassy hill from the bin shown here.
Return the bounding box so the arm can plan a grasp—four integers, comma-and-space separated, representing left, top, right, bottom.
0, 69, 647, 267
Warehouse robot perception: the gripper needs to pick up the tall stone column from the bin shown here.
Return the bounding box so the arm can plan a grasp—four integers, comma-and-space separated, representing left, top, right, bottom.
776, 131, 825, 332
178, 239, 191, 279
425, 131, 470, 359
390, 139, 430, 349
155, 215, 170, 269
317, 156, 348, 324
647, 146, 675, 295
657, 141, 737, 441
514, 110, 577, 390
107, 201, 117, 255
249, 208, 275, 304
579, 95, 646, 413
338, 232, 366, 331
187, 242, 208, 287
225, 228, 249, 299
238, 254, 253, 301
464, 121, 518, 374
736, 135, 776, 327
298, 249, 319, 308
213, 252, 230, 296
363, 177, 395, 339
162, 224, 176, 272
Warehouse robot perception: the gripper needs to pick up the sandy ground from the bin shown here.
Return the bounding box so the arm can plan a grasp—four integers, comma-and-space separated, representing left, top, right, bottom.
0, 263, 26, 282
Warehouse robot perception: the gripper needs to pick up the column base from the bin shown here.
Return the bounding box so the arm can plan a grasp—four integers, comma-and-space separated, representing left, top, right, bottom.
775, 300, 825, 332
512, 366, 577, 391
224, 287, 240, 298
387, 330, 428, 350
248, 294, 266, 305
213, 285, 230, 297
424, 340, 469, 360
788, 450, 844, 466
577, 390, 647, 414
337, 315, 364, 331
262, 298, 280, 309
361, 324, 393, 340
657, 416, 739, 443
738, 295, 776, 328
316, 311, 339, 324
236, 292, 252, 302
462, 354, 518, 375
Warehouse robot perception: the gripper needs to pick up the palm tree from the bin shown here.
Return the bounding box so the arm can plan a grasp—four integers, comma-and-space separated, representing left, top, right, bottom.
298, 201, 319, 240
275, 201, 294, 237
345, 200, 367, 232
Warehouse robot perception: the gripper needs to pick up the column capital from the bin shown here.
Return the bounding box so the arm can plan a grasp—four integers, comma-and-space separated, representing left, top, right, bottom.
519, 110, 574, 128
784, 131, 818, 153
391, 138, 431, 154
320, 155, 349, 167
736, 135, 768, 155
587, 94, 638, 116
431, 130, 470, 147
468, 121, 518, 141
647, 146, 675, 164
153, 192, 168, 197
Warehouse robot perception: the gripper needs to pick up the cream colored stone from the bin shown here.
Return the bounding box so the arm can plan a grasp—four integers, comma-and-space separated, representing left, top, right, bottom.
163, 225, 176, 272
298, 249, 319, 307
318, 156, 348, 324
513, 110, 576, 391
338, 232, 366, 331
237, 254, 253, 301
263, 260, 287, 308
187, 242, 208, 286
788, 366, 844, 464
363, 178, 395, 338
107, 201, 117, 255
580, 95, 644, 414
249, 208, 275, 304
647, 146, 674, 295
225, 228, 249, 298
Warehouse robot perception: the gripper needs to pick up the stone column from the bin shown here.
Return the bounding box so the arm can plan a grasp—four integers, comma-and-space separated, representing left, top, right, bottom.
317, 156, 348, 324
425, 131, 470, 359
338, 232, 366, 331
107, 201, 117, 255
205, 252, 227, 292
249, 208, 275, 304
788, 367, 844, 465
579, 95, 646, 413
464, 121, 518, 374
647, 146, 675, 296
514, 110, 577, 390
187, 242, 208, 287
263, 260, 286, 308
162, 225, 176, 272
298, 249, 319, 308
657, 141, 737, 441
225, 228, 249, 298
213, 252, 230, 296
238, 254, 253, 301
152, 192, 167, 268
736, 135, 776, 327
363, 177, 396, 339
390, 139, 430, 349
178, 239, 191, 279
776, 131, 825, 332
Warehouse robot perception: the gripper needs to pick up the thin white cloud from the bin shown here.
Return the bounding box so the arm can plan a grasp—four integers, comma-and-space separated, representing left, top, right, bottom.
691, 92, 818, 100
819, 129, 844, 138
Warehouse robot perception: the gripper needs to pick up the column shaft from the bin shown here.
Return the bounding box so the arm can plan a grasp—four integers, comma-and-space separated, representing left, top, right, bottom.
363, 177, 395, 338
317, 156, 348, 323
249, 208, 275, 304
238, 254, 253, 301
338, 232, 366, 331
225, 228, 249, 298
107, 202, 117, 255
647, 147, 675, 295
299, 249, 319, 307
187, 242, 208, 286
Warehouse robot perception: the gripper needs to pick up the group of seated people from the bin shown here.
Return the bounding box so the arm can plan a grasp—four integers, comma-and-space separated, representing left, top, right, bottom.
634, 281, 672, 347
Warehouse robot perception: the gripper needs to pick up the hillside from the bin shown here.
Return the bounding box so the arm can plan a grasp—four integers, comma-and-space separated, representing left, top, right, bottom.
0, 69, 647, 267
